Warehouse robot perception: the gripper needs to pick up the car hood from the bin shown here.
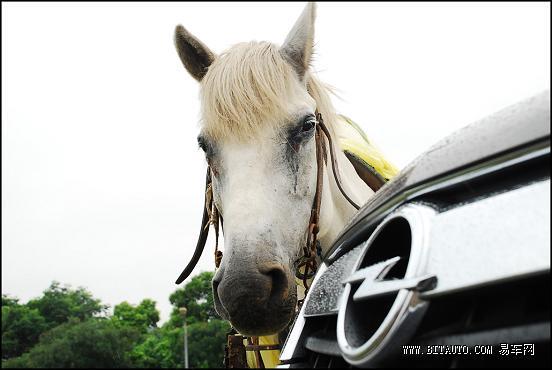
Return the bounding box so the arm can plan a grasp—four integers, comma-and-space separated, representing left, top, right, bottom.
327, 90, 550, 262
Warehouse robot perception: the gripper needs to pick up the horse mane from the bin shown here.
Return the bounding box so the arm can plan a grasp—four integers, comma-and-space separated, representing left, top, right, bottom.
200, 41, 338, 142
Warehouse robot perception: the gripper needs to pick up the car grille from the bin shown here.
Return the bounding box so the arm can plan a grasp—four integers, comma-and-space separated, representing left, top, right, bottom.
291, 273, 550, 368
280, 148, 550, 368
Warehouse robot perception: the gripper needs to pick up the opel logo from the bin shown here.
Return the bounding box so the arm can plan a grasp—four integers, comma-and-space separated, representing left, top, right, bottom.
336, 204, 438, 367
344, 256, 437, 302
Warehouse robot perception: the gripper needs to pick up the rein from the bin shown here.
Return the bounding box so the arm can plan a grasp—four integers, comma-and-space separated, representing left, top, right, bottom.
292, 112, 363, 305
174, 112, 386, 368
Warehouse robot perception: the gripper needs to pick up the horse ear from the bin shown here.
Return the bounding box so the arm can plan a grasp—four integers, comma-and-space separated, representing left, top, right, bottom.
280, 2, 316, 80
174, 25, 216, 82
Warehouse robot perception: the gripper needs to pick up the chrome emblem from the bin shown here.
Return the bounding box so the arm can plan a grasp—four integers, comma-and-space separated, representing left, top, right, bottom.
336, 204, 438, 367
344, 256, 437, 302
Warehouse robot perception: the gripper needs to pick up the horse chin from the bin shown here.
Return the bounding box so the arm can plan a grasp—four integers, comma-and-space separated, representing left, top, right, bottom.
212, 255, 302, 336
230, 295, 297, 337
214, 288, 297, 336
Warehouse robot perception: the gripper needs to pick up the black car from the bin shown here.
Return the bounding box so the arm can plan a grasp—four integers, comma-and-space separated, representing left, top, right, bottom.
278, 91, 550, 368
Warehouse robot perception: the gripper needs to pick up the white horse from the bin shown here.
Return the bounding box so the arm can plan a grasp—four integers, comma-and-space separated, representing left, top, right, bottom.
174, 3, 393, 337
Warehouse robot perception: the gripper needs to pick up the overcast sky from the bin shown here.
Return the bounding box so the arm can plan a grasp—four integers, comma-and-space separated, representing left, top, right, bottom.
2, 2, 550, 323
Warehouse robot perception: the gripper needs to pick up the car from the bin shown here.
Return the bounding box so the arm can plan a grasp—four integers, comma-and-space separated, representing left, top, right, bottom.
277, 90, 550, 368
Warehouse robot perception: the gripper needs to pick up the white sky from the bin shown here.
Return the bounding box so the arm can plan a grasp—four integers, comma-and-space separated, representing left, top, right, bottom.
2, 2, 550, 323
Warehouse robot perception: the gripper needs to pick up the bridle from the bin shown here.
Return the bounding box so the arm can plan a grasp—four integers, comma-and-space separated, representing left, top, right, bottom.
292, 112, 366, 302
174, 111, 384, 286
174, 111, 386, 367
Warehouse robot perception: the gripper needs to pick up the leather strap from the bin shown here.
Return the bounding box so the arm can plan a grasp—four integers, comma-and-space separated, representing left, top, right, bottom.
175, 113, 385, 285
178, 113, 390, 369
175, 170, 213, 284
318, 114, 361, 210
293, 120, 325, 294
247, 337, 265, 369
295, 112, 373, 300
344, 151, 387, 192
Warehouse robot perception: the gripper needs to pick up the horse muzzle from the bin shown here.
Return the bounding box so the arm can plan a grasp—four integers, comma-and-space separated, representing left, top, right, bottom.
213, 262, 297, 336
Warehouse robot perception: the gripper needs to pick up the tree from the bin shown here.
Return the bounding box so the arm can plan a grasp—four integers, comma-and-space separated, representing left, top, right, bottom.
2, 283, 108, 362
2, 301, 47, 359
2, 318, 141, 368
26, 282, 107, 328
112, 299, 160, 333
132, 271, 231, 368
1, 295, 19, 307
1, 275, 231, 368
129, 325, 181, 368
130, 319, 230, 369
187, 319, 231, 368
168, 271, 218, 326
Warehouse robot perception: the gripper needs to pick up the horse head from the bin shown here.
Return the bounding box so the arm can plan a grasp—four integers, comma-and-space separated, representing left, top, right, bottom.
174, 3, 373, 336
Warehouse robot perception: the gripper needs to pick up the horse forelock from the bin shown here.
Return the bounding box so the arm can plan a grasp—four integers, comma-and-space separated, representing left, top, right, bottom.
199, 41, 337, 143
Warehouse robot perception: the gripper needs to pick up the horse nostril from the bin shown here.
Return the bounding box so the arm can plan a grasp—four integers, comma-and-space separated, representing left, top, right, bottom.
261, 265, 289, 302
212, 278, 231, 320
214, 263, 295, 335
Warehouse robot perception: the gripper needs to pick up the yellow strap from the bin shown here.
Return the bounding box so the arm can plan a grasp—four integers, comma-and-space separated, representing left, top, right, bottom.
336, 114, 399, 180
245, 334, 281, 368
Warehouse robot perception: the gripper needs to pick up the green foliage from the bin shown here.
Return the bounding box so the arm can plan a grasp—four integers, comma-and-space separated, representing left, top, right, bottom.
1, 295, 19, 307
1, 274, 230, 368
130, 325, 181, 368
133, 271, 229, 368
26, 282, 107, 328
2, 303, 47, 359
187, 319, 231, 368
2, 318, 141, 368
2, 284, 107, 361
129, 319, 230, 369
112, 299, 160, 333
168, 271, 218, 326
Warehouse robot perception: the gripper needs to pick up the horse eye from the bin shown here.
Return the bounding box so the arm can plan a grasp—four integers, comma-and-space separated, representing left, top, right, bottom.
287, 115, 317, 145
301, 116, 317, 132
197, 136, 207, 152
